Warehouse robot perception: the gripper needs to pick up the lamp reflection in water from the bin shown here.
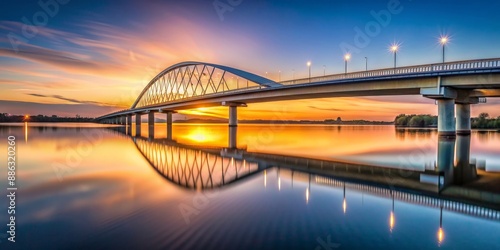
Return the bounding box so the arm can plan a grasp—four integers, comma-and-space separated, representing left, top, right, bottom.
306, 173, 311, 204
438, 200, 444, 245
343, 182, 346, 214
278, 168, 281, 191
23, 115, 29, 143
24, 121, 28, 143
389, 191, 395, 232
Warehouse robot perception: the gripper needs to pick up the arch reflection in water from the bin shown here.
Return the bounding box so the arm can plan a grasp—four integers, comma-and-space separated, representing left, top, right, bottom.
133, 137, 261, 189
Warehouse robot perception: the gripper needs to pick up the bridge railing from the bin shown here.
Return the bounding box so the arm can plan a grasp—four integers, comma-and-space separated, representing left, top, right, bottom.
280, 58, 500, 85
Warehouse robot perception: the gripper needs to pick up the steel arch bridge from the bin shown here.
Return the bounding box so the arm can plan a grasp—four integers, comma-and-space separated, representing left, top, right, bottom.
132, 61, 281, 109
98, 58, 500, 137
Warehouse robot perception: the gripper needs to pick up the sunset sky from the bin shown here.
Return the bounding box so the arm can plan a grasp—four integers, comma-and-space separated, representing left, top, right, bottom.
1, 0, 500, 121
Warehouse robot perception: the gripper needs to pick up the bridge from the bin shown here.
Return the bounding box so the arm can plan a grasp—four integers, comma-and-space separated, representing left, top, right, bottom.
97, 58, 500, 143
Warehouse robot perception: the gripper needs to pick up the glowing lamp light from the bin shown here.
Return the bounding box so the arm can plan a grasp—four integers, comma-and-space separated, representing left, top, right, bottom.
390, 45, 399, 52
440, 36, 449, 45
344, 54, 351, 61
307, 61, 311, 67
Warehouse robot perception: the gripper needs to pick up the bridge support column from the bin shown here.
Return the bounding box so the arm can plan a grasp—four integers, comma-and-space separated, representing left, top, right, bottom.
437, 99, 456, 137
229, 106, 237, 127
421, 87, 457, 137
456, 103, 471, 135
222, 102, 247, 149
125, 115, 132, 135
126, 115, 132, 126
229, 126, 237, 149
135, 113, 142, 136
166, 111, 173, 140
148, 112, 155, 139
228, 106, 237, 148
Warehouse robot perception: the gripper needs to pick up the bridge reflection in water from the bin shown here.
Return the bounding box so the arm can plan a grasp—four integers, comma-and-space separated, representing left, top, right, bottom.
133, 137, 262, 189
109, 126, 500, 220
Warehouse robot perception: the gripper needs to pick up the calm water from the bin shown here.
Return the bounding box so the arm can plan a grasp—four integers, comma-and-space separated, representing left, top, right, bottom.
1, 123, 500, 249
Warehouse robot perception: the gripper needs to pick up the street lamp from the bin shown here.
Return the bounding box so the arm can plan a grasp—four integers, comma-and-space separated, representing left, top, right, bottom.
292, 69, 295, 81
344, 54, 351, 74
307, 61, 311, 82
278, 70, 281, 82
323, 65, 326, 76
364, 57, 368, 71
440, 36, 449, 63
390, 44, 399, 69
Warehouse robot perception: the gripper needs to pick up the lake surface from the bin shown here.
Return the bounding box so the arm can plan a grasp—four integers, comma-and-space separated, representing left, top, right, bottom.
0, 123, 499, 249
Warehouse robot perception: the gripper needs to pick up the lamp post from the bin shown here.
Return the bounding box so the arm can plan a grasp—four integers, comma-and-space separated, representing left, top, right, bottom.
390, 44, 399, 70
307, 61, 311, 83
292, 69, 295, 81
365, 57, 368, 71
440, 36, 449, 63
278, 70, 281, 82
323, 65, 326, 76
344, 54, 351, 74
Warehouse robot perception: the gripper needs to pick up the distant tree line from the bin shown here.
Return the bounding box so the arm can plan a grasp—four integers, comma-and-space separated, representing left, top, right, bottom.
395, 114, 438, 127
472, 113, 500, 129
395, 113, 500, 129
0, 113, 95, 123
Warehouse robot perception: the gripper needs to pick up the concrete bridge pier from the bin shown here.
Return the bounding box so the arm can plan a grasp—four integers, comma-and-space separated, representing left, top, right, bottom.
437, 99, 456, 137
229, 126, 237, 149
159, 109, 176, 140
126, 115, 133, 135
455, 90, 486, 135
166, 111, 173, 140
222, 102, 247, 149
148, 112, 155, 139
126, 115, 132, 126
135, 113, 142, 136
456, 103, 471, 135
421, 87, 458, 137
228, 105, 237, 148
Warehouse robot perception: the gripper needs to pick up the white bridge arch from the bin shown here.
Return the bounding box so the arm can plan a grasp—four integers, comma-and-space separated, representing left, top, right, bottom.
131, 61, 281, 109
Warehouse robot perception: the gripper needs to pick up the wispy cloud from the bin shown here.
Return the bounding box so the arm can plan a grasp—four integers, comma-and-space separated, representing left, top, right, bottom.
308, 106, 344, 112
0, 100, 117, 117
27, 93, 121, 107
